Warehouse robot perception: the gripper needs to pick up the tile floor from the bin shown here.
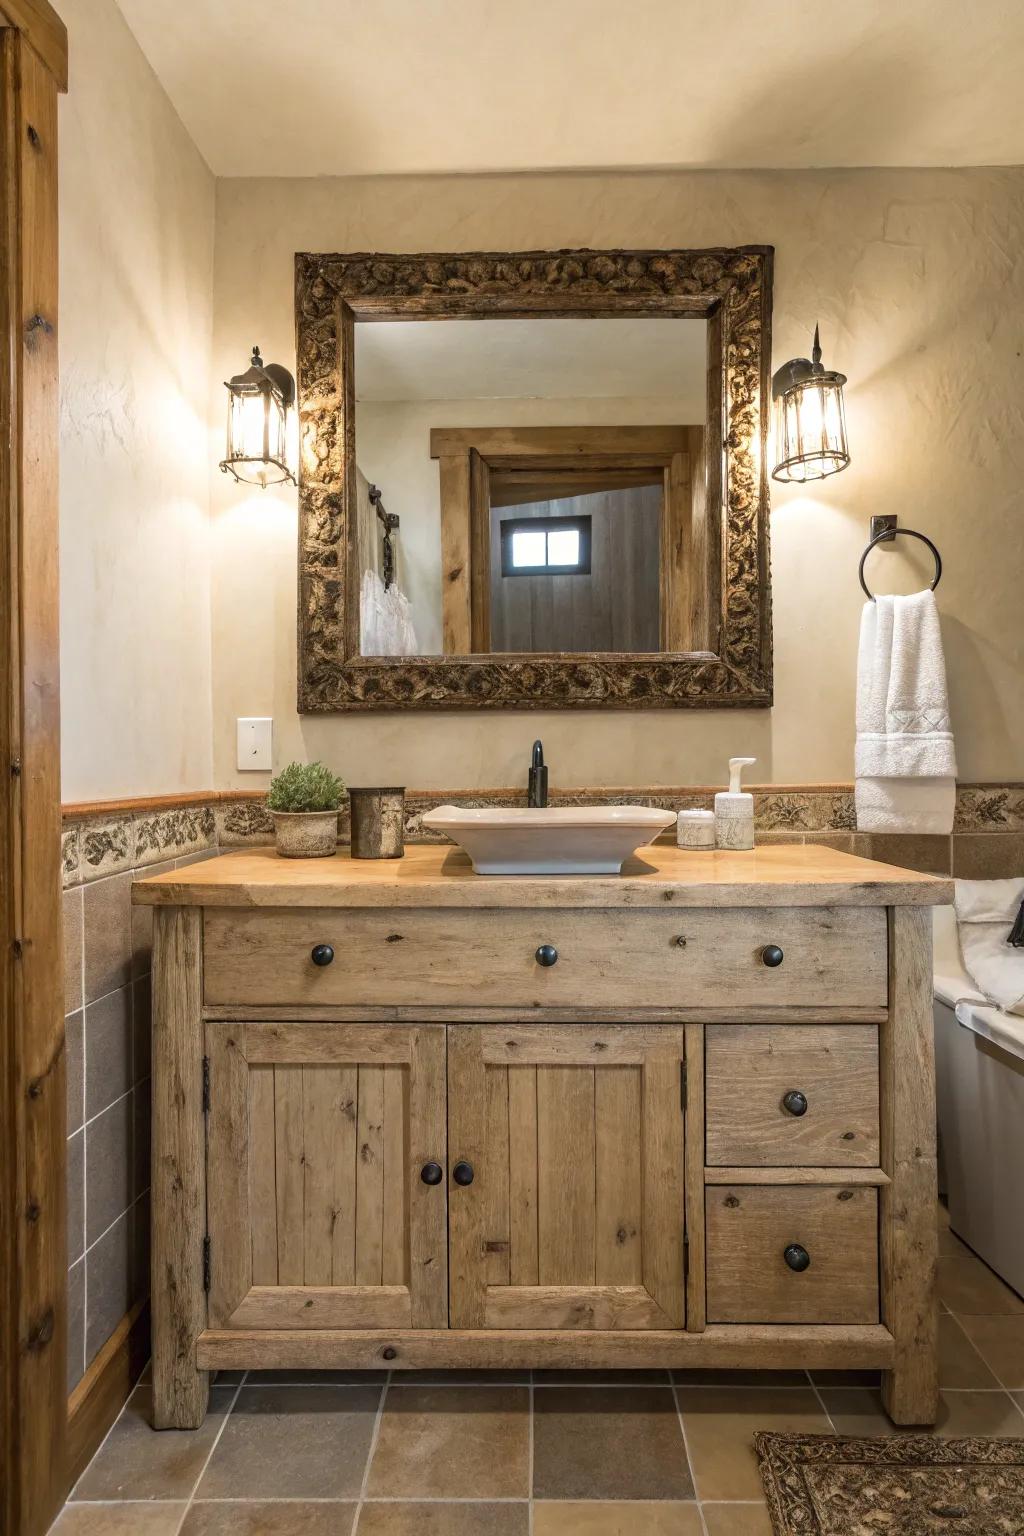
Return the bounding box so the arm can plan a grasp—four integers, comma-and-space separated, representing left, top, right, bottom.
52, 1207, 1024, 1536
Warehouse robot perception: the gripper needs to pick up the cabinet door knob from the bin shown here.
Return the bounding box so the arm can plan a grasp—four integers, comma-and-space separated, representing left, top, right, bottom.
452, 1161, 475, 1186
782, 1089, 808, 1117
420, 1162, 443, 1186
784, 1243, 811, 1272
761, 943, 784, 968
311, 943, 335, 967
535, 944, 559, 967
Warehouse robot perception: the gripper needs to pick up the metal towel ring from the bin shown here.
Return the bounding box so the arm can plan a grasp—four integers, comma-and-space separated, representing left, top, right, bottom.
859, 526, 942, 601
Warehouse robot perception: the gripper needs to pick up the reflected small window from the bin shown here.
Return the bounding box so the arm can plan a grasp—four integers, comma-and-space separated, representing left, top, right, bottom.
501, 515, 592, 577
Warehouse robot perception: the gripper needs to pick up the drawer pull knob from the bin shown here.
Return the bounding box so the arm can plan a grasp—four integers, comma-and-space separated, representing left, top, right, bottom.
782, 1090, 808, 1117
784, 1243, 811, 1273
535, 944, 559, 968
452, 1161, 475, 1186
420, 1162, 444, 1186
761, 944, 784, 968
382, 1346, 397, 1361
311, 943, 335, 967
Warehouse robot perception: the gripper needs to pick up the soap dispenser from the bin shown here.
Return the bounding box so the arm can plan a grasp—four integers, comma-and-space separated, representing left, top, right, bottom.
715, 757, 756, 850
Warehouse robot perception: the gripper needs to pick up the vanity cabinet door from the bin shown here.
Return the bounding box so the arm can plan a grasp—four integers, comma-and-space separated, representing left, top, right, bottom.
447, 1025, 687, 1330
204, 1022, 448, 1331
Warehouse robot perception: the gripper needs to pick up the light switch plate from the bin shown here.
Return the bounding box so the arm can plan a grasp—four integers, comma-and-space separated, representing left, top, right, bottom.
237, 717, 272, 771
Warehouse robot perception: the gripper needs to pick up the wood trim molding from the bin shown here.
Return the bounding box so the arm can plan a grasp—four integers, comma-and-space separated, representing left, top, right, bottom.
0, 0, 68, 92
295, 246, 774, 712
67, 1301, 150, 1489
0, 25, 66, 1536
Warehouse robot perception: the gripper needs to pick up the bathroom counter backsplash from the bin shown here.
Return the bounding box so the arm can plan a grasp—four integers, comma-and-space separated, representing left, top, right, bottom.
61, 782, 1024, 887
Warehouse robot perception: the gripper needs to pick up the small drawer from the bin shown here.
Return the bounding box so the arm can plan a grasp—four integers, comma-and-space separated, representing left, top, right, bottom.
705, 1025, 879, 1167
706, 1183, 879, 1324
202, 906, 888, 1011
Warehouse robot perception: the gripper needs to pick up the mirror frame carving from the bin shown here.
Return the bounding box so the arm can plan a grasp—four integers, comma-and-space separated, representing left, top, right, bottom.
295, 246, 774, 712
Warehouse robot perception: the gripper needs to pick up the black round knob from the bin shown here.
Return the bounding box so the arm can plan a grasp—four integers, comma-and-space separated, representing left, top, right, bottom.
782, 1090, 808, 1117
420, 1162, 443, 1186
761, 944, 784, 968
311, 943, 335, 967
452, 1161, 474, 1186
784, 1243, 811, 1273
535, 944, 559, 967
382, 1346, 397, 1361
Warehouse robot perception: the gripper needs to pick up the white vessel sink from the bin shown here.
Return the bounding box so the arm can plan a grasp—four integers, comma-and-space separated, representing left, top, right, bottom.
421, 804, 676, 875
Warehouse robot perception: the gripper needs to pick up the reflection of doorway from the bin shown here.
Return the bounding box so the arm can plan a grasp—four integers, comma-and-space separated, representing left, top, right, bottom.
491, 483, 660, 653
430, 425, 707, 655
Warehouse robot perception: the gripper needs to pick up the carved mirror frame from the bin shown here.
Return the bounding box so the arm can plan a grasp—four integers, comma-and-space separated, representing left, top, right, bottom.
295, 246, 773, 712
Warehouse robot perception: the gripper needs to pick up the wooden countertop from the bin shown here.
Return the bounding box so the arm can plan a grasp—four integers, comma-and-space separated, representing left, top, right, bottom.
132, 843, 952, 910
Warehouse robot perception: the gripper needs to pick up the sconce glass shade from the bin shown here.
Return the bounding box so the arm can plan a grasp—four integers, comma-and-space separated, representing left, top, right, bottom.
219, 346, 296, 488
771, 327, 849, 484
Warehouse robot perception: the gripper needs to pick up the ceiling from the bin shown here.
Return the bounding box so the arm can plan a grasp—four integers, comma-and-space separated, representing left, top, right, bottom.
354, 318, 706, 411
115, 0, 1024, 178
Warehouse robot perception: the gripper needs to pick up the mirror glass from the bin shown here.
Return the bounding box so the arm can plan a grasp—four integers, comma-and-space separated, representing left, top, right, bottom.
354, 316, 708, 657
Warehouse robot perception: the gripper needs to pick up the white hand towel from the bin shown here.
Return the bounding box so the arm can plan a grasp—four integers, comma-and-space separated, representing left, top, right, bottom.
855, 589, 957, 833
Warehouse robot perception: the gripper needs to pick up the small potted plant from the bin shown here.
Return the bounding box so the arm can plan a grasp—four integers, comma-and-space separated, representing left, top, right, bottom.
267, 761, 345, 858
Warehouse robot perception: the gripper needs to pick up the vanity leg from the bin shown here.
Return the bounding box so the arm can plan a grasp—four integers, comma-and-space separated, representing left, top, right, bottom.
879, 906, 939, 1425
151, 907, 210, 1428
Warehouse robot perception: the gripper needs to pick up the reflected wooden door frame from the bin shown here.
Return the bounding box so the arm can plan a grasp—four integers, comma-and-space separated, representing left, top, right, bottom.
428, 425, 702, 656
294, 245, 774, 712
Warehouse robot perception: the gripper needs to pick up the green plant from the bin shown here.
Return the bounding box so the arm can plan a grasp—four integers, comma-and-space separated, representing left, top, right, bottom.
267, 761, 345, 814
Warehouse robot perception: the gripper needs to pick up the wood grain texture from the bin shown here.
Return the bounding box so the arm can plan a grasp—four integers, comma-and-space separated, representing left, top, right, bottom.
507, 1067, 539, 1286
537, 1066, 596, 1285
705, 1167, 889, 1186
151, 908, 209, 1428
134, 842, 952, 909
684, 1023, 706, 1332
0, 0, 67, 91
198, 1323, 897, 1373
0, 30, 65, 1530
595, 1066, 642, 1286
641, 1050, 685, 1326
206, 1026, 252, 1326
880, 906, 939, 1425
706, 1184, 879, 1326
295, 246, 774, 712
484, 1285, 671, 1330
705, 1025, 880, 1167
66, 1300, 149, 1488
439, 453, 472, 654
202, 904, 889, 1011
446, 1025, 487, 1328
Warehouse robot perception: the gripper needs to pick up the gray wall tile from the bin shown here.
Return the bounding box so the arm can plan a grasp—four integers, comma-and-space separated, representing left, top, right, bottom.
130, 858, 176, 979
63, 887, 83, 1015
68, 1258, 85, 1395
132, 1082, 151, 1201
86, 1094, 132, 1247
85, 985, 132, 1121
67, 1129, 85, 1265
133, 975, 152, 1083
84, 872, 133, 1003
86, 1210, 131, 1367
66, 1008, 84, 1135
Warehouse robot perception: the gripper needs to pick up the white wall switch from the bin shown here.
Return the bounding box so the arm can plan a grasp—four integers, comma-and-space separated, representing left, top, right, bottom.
237, 717, 272, 771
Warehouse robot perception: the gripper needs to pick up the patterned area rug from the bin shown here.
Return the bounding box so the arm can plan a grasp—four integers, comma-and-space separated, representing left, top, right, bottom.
755, 1432, 1024, 1534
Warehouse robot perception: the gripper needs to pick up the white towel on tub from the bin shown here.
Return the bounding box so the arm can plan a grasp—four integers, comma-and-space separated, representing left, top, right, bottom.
855, 590, 957, 833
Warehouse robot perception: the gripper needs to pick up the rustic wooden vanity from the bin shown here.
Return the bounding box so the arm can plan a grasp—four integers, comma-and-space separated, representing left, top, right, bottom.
135, 842, 949, 1429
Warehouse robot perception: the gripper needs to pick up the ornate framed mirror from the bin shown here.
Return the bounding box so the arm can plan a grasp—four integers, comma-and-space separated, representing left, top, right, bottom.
295, 246, 773, 711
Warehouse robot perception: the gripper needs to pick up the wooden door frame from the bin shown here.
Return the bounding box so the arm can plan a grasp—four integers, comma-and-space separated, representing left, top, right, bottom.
0, 5, 68, 1535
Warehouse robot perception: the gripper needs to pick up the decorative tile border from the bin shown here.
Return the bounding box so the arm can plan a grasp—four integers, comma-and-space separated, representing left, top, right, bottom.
60, 782, 1024, 886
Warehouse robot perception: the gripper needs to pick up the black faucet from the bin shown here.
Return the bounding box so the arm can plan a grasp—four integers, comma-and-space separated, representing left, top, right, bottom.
527, 740, 548, 808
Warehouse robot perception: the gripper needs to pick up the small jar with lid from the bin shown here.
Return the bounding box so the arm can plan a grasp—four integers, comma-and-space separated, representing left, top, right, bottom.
676, 809, 716, 850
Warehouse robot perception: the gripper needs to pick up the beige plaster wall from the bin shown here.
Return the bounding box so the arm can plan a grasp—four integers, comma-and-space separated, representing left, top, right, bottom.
59, 0, 216, 801
211, 168, 1024, 791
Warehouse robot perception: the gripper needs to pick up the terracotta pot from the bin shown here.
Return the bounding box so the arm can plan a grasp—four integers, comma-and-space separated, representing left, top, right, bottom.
272, 809, 339, 859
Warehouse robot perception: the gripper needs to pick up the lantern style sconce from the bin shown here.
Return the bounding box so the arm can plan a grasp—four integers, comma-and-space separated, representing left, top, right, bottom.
771, 325, 850, 484
219, 345, 296, 488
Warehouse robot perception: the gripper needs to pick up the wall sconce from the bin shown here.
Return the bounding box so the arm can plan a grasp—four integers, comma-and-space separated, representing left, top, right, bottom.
219, 345, 296, 488
771, 325, 849, 484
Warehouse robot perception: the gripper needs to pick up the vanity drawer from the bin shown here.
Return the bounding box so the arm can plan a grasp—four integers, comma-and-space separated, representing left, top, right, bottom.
706, 1184, 879, 1325
705, 1025, 880, 1167
202, 905, 889, 1010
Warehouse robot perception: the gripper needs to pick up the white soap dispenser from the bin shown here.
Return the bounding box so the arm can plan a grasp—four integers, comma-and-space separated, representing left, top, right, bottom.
715, 757, 756, 851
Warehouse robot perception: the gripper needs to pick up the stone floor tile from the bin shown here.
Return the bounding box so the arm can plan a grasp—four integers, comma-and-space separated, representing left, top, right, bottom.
958, 1314, 1024, 1389
938, 1254, 1024, 1315
366, 1384, 529, 1499
937, 1313, 1000, 1388
197, 1383, 381, 1500
934, 1389, 1024, 1437
51, 1507, 186, 1535
357, 1505, 529, 1536
807, 1369, 881, 1388
533, 1386, 694, 1502
182, 1503, 356, 1535
533, 1501, 702, 1534
818, 1388, 916, 1436
72, 1384, 234, 1501
700, 1505, 774, 1536
675, 1387, 829, 1502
